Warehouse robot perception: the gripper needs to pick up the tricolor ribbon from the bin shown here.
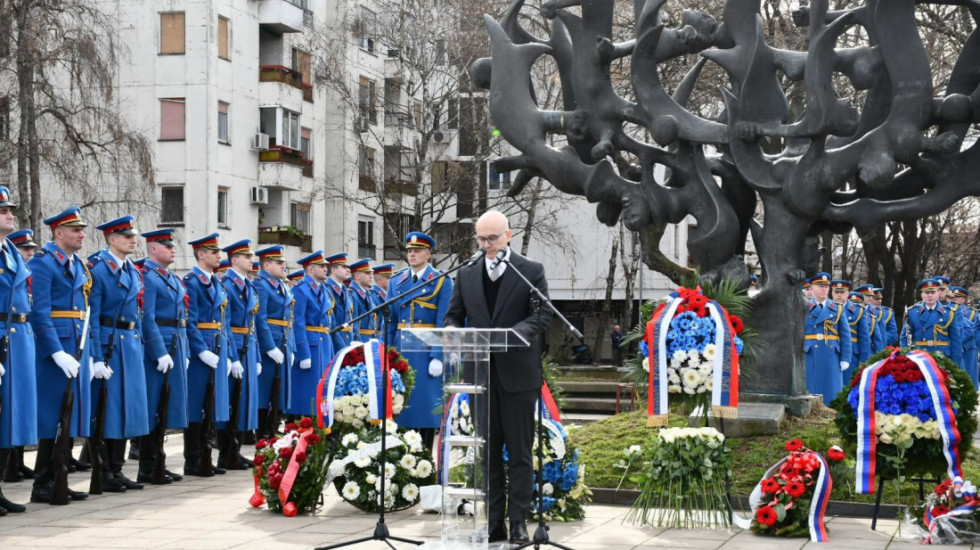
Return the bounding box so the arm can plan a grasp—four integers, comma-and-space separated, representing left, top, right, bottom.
732, 451, 833, 542
316, 339, 393, 433
541, 382, 561, 422
706, 301, 739, 418
924, 477, 980, 544
854, 350, 962, 494
437, 392, 467, 484
277, 427, 314, 517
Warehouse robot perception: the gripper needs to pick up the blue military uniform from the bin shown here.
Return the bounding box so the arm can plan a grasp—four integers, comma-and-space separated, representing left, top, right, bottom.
349, 258, 377, 342
387, 232, 454, 429
253, 246, 294, 436
832, 280, 870, 384
27, 207, 93, 503
0, 191, 37, 455
804, 273, 852, 406
183, 234, 235, 476
324, 253, 354, 350
950, 286, 978, 386
855, 285, 885, 354
901, 279, 964, 366
874, 288, 899, 347
288, 251, 334, 417
218, 240, 259, 434
370, 264, 394, 337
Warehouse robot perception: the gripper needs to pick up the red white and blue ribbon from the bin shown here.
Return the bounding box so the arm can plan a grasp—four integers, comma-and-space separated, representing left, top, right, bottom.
315, 339, 391, 433
854, 350, 962, 494
647, 300, 681, 427
924, 477, 980, 543
706, 301, 739, 417
437, 392, 467, 485
733, 451, 832, 542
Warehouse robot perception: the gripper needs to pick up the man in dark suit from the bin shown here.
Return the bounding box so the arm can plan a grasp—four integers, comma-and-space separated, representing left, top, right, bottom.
444, 210, 553, 544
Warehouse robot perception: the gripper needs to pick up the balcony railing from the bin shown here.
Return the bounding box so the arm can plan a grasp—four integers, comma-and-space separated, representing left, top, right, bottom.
359, 175, 376, 192
259, 65, 304, 90
259, 145, 307, 168
303, 83, 314, 103
258, 226, 313, 252
384, 179, 418, 197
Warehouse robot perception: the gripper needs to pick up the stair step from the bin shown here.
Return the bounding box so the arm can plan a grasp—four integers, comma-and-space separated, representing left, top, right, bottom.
561, 413, 611, 426
563, 396, 633, 413
556, 380, 634, 394
554, 366, 628, 381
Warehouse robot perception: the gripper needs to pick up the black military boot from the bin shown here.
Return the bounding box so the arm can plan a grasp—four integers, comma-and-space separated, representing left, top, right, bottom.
183, 423, 210, 477
2, 446, 21, 482
17, 447, 33, 479
137, 435, 171, 484
0, 450, 26, 512
30, 439, 55, 503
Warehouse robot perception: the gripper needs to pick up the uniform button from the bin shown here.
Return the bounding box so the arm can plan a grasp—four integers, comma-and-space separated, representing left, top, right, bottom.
10, 307, 15, 312
121, 316, 126, 321
118, 283, 123, 287
74, 306, 78, 310
10, 328, 15, 333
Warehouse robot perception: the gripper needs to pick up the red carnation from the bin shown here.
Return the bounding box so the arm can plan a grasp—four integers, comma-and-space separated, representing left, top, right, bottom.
270, 476, 282, 489
892, 370, 906, 383
755, 505, 778, 527
729, 315, 744, 334
827, 447, 845, 462
932, 505, 950, 517
269, 437, 278, 444
785, 482, 807, 498
785, 439, 804, 452
761, 478, 781, 494
285, 422, 298, 433
308, 433, 322, 445
299, 417, 313, 429
294, 450, 307, 464
936, 480, 953, 495
256, 439, 268, 450
280, 447, 293, 460
253, 454, 265, 466
687, 294, 708, 310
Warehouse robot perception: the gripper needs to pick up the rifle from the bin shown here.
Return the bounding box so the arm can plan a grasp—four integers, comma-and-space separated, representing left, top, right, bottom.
266, 300, 293, 438
904, 306, 913, 348
222, 321, 252, 470
52, 307, 91, 505
151, 335, 179, 484
88, 384, 107, 494
197, 302, 225, 477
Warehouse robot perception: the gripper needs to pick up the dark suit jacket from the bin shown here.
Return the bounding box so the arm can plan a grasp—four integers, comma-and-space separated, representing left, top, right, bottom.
444, 250, 553, 393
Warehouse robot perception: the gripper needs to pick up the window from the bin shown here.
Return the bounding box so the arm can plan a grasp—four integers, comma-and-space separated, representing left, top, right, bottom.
447, 99, 458, 130
488, 163, 512, 191
218, 16, 230, 59
435, 39, 446, 66
357, 218, 375, 258
292, 48, 311, 86
301, 127, 311, 158
217, 187, 229, 228
358, 7, 376, 53
290, 202, 311, 233
160, 13, 185, 55
358, 146, 376, 190
458, 97, 487, 156
383, 214, 416, 260
160, 98, 185, 141
282, 110, 301, 149
359, 77, 377, 125
431, 161, 448, 194
456, 161, 477, 219
218, 102, 229, 143
160, 187, 184, 224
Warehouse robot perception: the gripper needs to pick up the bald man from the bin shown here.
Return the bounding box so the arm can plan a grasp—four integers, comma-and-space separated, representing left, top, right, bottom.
444, 210, 553, 544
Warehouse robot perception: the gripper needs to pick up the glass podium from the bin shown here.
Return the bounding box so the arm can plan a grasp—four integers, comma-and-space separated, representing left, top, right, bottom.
402, 328, 529, 550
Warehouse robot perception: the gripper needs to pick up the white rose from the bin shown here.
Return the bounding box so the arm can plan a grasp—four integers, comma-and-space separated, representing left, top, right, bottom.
342, 406, 355, 417
394, 394, 405, 407
542, 483, 554, 495
354, 406, 369, 419
879, 433, 893, 445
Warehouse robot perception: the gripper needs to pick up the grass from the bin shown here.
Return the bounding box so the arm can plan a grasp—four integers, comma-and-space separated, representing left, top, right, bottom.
568, 406, 980, 510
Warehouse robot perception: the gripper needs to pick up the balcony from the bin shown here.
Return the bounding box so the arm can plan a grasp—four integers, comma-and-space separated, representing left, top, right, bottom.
359, 175, 377, 192
258, 146, 307, 190
258, 226, 312, 252
384, 179, 418, 197
259, 66, 304, 113
384, 111, 418, 147
258, 0, 304, 34
303, 83, 313, 103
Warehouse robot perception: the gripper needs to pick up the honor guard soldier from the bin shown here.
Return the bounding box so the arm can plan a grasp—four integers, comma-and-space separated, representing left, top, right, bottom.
87, 216, 149, 492
902, 279, 964, 367
324, 253, 354, 350
949, 286, 978, 386
287, 270, 304, 287
873, 287, 898, 346
215, 259, 230, 276
254, 246, 293, 438
249, 262, 260, 280
29, 206, 92, 504
370, 264, 394, 337
803, 278, 813, 299
137, 229, 188, 484
387, 232, 453, 448
289, 251, 334, 418
2, 228, 38, 486
349, 258, 377, 342
217, 240, 256, 469
0, 189, 37, 514
934, 276, 952, 304
804, 273, 852, 406
831, 280, 870, 384
855, 285, 886, 354
183, 234, 234, 476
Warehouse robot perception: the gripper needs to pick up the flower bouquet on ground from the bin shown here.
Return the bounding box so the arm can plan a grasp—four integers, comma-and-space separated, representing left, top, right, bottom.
625, 427, 732, 528
317, 339, 414, 432
642, 286, 746, 427
437, 393, 476, 487
329, 422, 436, 513
528, 417, 592, 522
832, 348, 977, 494
249, 416, 332, 516
743, 439, 839, 541
917, 477, 980, 544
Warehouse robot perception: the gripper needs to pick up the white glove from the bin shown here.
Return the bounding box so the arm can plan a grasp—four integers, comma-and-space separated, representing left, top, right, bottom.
185, 358, 191, 370
429, 358, 444, 377
230, 360, 244, 379
840, 361, 850, 372
156, 354, 174, 373
257, 362, 263, 376
0, 361, 5, 378
92, 361, 113, 380
198, 350, 219, 369
51, 350, 80, 379
266, 348, 285, 365
299, 358, 312, 370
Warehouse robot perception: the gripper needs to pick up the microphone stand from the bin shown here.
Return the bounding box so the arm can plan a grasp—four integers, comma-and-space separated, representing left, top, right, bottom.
494, 251, 578, 550
317, 251, 484, 550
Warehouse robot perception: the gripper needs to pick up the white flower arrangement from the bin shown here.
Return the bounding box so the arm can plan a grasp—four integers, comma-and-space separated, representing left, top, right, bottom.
873, 411, 941, 446
656, 427, 725, 445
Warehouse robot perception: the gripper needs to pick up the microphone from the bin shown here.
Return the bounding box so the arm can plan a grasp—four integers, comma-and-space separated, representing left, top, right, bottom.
492, 248, 507, 269
466, 248, 488, 265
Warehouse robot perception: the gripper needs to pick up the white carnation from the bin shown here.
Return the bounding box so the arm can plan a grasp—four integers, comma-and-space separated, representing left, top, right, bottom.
672, 350, 688, 362
402, 483, 419, 502
542, 483, 554, 496
703, 344, 717, 361
399, 454, 417, 470
342, 481, 361, 500
681, 368, 702, 389
414, 459, 433, 478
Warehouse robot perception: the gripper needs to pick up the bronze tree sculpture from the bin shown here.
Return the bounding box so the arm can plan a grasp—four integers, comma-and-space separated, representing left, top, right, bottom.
473, 0, 980, 401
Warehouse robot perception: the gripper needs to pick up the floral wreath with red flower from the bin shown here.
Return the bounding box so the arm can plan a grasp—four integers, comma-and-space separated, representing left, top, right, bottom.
249, 416, 332, 516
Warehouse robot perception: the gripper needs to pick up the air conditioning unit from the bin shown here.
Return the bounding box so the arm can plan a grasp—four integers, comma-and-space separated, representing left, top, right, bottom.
250, 186, 269, 205
358, 117, 370, 132
432, 131, 445, 143
251, 132, 270, 151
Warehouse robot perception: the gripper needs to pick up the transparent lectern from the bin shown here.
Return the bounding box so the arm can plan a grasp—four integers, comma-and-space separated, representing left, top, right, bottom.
402, 328, 529, 550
